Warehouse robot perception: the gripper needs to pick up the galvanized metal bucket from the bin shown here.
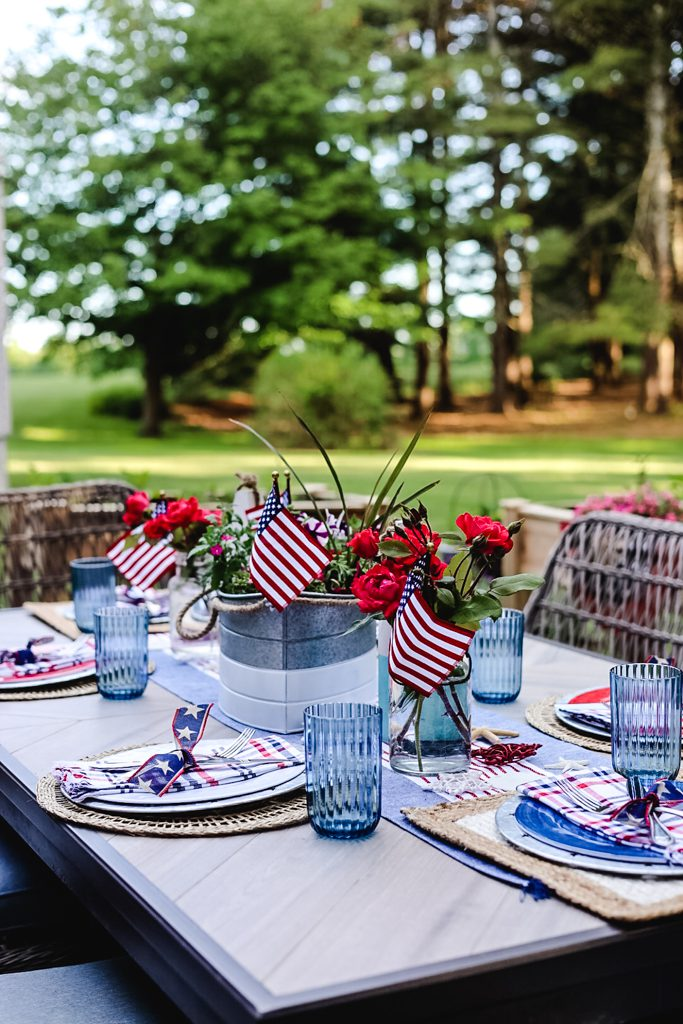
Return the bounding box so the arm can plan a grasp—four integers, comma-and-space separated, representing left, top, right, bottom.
216, 593, 377, 732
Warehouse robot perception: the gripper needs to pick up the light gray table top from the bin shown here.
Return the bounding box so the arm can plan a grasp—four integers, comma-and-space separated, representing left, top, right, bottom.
0, 607, 656, 1022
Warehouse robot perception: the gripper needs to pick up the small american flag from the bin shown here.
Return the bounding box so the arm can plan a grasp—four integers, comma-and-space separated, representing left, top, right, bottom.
106, 500, 176, 589
249, 480, 331, 611
389, 554, 475, 696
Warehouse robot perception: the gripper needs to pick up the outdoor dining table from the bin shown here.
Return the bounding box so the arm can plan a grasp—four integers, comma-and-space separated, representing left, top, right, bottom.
1, 604, 683, 1023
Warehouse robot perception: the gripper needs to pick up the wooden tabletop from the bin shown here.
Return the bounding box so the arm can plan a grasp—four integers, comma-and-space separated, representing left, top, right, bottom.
1, 607, 682, 1024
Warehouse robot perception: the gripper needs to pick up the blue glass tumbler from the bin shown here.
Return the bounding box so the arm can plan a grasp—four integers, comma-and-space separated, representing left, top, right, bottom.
70, 557, 116, 633
611, 662, 682, 798
94, 606, 149, 700
304, 703, 382, 839
471, 609, 524, 704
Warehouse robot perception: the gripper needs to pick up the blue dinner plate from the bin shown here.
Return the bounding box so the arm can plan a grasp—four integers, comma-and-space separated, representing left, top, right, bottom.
514, 797, 668, 864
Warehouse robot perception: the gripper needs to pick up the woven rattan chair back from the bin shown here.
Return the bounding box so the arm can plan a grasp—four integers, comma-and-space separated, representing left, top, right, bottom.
524, 511, 683, 664
0, 480, 134, 607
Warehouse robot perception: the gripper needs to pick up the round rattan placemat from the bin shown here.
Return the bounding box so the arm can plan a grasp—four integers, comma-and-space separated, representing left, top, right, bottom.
0, 678, 98, 702
525, 695, 611, 754
37, 773, 308, 837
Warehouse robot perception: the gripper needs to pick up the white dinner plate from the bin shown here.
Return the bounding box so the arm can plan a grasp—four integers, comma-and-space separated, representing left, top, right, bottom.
80, 768, 305, 816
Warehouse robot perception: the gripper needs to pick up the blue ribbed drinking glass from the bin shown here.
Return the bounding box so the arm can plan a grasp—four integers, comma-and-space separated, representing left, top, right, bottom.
70, 557, 116, 633
471, 609, 524, 704
611, 662, 682, 798
94, 606, 149, 700
304, 703, 382, 839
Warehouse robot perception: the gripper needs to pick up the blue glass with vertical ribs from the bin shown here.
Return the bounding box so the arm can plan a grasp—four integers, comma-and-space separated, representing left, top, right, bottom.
70, 557, 116, 633
471, 609, 524, 704
611, 662, 682, 798
94, 606, 149, 699
304, 703, 381, 838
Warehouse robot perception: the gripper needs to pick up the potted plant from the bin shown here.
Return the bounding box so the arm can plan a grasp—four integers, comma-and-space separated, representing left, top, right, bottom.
351, 505, 543, 774
188, 417, 438, 733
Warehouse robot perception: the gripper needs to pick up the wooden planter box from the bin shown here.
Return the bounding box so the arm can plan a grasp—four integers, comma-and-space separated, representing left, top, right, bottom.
499, 498, 571, 608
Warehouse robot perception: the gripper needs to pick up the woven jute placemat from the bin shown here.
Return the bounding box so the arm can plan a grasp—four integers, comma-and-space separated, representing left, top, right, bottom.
37, 773, 307, 838
403, 795, 683, 923
24, 602, 168, 637
526, 695, 611, 753
0, 678, 98, 701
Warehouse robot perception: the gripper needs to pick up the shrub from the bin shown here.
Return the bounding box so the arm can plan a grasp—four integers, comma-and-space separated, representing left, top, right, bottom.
89, 383, 146, 420
252, 343, 389, 448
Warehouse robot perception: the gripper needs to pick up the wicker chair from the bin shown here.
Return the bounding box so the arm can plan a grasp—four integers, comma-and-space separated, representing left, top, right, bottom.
524, 511, 683, 664
0, 480, 134, 608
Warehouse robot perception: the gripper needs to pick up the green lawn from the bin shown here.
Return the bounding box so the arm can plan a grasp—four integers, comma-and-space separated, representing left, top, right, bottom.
7, 369, 683, 529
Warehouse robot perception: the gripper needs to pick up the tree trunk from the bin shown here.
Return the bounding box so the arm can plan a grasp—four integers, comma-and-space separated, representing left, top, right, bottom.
141, 344, 163, 437
358, 330, 404, 402
637, 2, 674, 413
412, 340, 430, 419
435, 321, 454, 411
0, 161, 10, 488
508, 238, 533, 408
487, 2, 508, 414
672, 178, 683, 399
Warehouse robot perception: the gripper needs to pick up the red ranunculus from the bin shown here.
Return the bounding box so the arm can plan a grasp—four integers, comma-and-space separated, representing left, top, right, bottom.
351, 564, 407, 620
347, 528, 380, 559
455, 513, 513, 555
123, 490, 149, 528
143, 515, 170, 541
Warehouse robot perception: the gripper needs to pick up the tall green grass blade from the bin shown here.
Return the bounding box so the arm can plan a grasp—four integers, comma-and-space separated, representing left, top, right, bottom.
361, 450, 396, 528
284, 400, 348, 526
228, 418, 332, 544
366, 414, 430, 524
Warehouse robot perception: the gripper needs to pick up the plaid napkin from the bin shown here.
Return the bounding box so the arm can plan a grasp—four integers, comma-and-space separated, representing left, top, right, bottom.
521, 769, 683, 861
53, 734, 303, 805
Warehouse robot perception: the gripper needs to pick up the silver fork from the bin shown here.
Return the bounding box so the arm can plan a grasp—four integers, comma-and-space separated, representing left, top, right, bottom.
212, 728, 255, 760
555, 775, 609, 812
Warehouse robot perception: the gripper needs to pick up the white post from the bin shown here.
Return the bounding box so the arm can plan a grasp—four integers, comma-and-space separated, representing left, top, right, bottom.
0, 160, 10, 489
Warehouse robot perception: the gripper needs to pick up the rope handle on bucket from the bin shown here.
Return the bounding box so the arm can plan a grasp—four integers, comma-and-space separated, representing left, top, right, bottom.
175, 589, 220, 642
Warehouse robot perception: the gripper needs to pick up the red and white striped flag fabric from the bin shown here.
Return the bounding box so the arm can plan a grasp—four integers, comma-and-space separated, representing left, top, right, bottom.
389, 555, 475, 696
106, 527, 176, 590
249, 482, 331, 611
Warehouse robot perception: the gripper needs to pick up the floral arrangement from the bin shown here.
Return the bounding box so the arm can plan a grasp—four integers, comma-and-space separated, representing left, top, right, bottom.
121, 490, 221, 554
574, 485, 683, 522
352, 505, 541, 632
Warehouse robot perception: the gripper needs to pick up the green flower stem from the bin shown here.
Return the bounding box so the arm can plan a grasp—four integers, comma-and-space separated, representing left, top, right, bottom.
413, 694, 424, 772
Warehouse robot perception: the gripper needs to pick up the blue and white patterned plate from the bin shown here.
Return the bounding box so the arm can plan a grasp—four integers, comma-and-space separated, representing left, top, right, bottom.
495, 797, 683, 877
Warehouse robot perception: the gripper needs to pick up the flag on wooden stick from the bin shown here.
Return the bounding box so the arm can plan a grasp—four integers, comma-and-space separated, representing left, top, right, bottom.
388, 554, 475, 695
248, 475, 331, 611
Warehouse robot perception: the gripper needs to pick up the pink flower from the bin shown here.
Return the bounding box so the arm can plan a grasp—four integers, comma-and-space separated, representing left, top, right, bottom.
209, 544, 223, 557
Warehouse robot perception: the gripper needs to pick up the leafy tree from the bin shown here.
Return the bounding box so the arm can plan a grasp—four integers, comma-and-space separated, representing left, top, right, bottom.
2, 0, 392, 435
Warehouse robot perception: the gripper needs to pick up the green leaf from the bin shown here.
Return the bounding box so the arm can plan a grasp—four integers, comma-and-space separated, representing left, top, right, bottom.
488, 574, 545, 597
435, 586, 455, 607
362, 451, 396, 529
283, 398, 348, 526
378, 539, 411, 558
447, 550, 473, 590
440, 528, 466, 542
366, 414, 430, 525
454, 594, 503, 627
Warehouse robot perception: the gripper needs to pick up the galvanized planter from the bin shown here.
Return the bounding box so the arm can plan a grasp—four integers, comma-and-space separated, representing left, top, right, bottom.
216, 593, 377, 733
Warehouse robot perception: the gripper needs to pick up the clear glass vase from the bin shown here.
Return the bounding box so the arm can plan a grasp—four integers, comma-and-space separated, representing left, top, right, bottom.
389, 657, 471, 775
168, 554, 218, 662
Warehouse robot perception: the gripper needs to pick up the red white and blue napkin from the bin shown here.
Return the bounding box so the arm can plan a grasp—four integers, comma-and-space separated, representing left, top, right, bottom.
521, 769, 683, 861
53, 704, 303, 805
0, 637, 96, 686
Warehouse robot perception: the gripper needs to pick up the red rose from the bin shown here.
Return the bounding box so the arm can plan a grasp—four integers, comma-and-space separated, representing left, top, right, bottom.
430, 556, 448, 580
387, 526, 442, 566
351, 564, 407, 620
455, 513, 513, 555
348, 528, 380, 559
123, 490, 149, 528
143, 515, 170, 541
198, 507, 221, 524
164, 498, 198, 529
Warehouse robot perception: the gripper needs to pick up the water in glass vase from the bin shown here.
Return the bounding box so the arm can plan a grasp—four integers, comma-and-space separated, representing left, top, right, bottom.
389, 659, 471, 775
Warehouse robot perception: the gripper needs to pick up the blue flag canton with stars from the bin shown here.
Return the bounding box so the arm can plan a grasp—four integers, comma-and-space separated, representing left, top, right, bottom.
258, 482, 283, 536
396, 552, 429, 618
129, 703, 212, 797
